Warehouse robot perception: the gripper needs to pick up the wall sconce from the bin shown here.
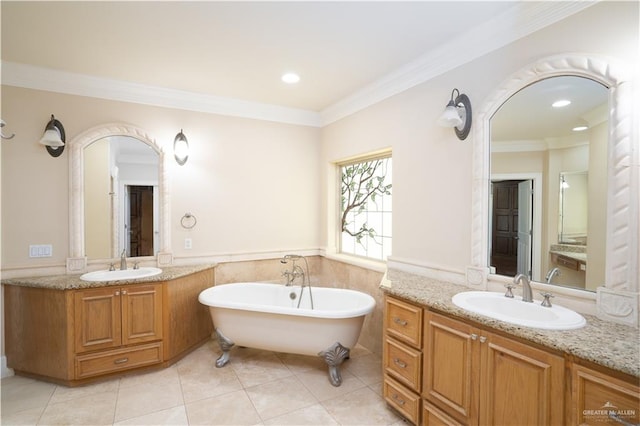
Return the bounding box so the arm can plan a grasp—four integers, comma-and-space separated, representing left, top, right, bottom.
39, 114, 66, 157
173, 129, 189, 165
438, 88, 472, 140
1, 119, 15, 140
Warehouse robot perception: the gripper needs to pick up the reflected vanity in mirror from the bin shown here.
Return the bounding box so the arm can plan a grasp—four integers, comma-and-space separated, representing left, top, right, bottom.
68, 124, 171, 272
489, 75, 608, 292
84, 136, 159, 259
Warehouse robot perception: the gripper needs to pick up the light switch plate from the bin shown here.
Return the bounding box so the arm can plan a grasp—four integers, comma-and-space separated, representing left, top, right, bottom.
29, 244, 52, 258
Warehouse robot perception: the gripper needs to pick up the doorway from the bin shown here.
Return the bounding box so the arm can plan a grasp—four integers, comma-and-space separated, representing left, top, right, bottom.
490, 179, 534, 277
126, 185, 154, 257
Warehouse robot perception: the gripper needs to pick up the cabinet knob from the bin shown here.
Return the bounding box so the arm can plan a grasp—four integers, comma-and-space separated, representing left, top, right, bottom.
122, 290, 127, 295
471, 333, 478, 340
393, 358, 407, 369
391, 393, 406, 406
392, 317, 408, 326
115, 291, 120, 296
479, 336, 487, 343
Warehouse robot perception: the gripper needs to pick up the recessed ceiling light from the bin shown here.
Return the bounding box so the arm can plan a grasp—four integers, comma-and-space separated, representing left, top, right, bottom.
552, 99, 571, 108
572, 125, 589, 132
281, 73, 300, 84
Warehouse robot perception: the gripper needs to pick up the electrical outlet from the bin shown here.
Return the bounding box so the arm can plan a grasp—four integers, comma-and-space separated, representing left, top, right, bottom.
29, 244, 52, 258
184, 238, 192, 250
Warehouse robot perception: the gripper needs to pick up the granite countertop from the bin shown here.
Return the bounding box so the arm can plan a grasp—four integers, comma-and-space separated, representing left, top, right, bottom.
551, 250, 588, 263
383, 269, 640, 378
1, 264, 216, 290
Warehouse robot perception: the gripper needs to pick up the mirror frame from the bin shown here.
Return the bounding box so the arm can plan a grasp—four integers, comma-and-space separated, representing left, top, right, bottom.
468, 54, 638, 327
67, 123, 173, 272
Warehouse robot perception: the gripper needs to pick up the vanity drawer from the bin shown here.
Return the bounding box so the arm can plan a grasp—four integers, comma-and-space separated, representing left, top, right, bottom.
384, 337, 422, 392
423, 400, 463, 426
385, 297, 423, 348
75, 342, 162, 379
384, 376, 421, 425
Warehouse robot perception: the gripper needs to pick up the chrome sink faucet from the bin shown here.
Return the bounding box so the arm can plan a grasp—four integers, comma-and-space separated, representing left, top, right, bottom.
514, 274, 533, 303
120, 249, 127, 270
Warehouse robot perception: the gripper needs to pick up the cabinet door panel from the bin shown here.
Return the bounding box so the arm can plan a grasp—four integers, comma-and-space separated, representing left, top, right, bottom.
74, 288, 121, 353
572, 364, 640, 425
480, 333, 564, 426
121, 284, 163, 345
424, 312, 478, 425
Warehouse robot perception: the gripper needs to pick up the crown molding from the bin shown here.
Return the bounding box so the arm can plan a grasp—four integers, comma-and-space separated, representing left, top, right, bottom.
1, 1, 594, 128
1, 61, 323, 128
320, 1, 596, 125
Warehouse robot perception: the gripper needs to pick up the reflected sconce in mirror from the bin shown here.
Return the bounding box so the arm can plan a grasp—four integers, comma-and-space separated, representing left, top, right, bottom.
174, 129, 189, 165
1, 119, 15, 140
39, 114, 66, 157
438, 88, 472, 140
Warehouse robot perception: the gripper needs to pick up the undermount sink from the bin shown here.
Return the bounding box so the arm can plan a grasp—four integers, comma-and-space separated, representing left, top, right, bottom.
452, 291, 586, 330
80, 267, 162, 282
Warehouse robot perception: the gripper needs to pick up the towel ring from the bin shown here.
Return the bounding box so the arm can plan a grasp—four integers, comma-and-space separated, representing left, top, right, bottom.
181, 213, 197, 229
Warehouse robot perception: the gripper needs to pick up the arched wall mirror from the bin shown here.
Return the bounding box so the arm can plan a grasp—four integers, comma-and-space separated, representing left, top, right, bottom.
68, 124, 172, 272
469, 55, 637, 326
84, 136, 160, 259
489, 76, 608, 291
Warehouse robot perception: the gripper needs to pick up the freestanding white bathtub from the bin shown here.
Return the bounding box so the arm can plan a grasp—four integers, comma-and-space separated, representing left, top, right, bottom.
198, 282, 375, 386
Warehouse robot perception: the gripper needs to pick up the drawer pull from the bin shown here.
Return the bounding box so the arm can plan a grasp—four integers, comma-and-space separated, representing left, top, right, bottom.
392, 317, 408, 326
393, 358, 407, 368
114, 357, 129, 365
391, 393, 406, 406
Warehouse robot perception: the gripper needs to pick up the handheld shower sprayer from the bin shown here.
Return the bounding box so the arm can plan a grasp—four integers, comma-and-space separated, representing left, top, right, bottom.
280, 254, 302, 264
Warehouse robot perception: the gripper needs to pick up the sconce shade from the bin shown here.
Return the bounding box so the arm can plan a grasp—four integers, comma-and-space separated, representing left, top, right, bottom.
438, 101, 463, 127
438, 89, 472, 140
174, 129, 189, 166
39, 114, 66, 157
40, 128, 64, 147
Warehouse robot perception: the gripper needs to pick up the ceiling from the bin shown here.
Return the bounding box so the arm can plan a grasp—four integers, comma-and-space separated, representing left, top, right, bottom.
2, 1, 596, 125
491, 76, 609, 142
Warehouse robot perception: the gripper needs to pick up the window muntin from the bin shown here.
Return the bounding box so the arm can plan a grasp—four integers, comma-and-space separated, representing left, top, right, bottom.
339, 155, 392, 261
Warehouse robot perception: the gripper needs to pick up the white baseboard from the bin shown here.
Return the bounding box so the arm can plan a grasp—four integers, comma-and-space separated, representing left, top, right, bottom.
1, 355, 14, 378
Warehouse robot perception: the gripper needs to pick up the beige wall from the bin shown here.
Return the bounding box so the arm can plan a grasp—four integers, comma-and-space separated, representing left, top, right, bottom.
1, 1, 638, 367
84, 138, 111, 258
587, 121, 608, 290
320, 2, 638, 275
0, 87, 321, 269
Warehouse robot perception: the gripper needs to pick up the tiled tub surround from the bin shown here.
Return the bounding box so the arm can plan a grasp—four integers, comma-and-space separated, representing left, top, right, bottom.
384, 269, 640, 378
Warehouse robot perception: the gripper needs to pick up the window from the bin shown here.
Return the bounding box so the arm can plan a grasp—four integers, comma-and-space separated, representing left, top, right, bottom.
339, 155, 392, 261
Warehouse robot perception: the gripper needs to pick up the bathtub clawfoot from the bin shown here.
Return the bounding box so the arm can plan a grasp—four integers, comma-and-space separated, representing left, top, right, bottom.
215, 329, 235, 368
318, 342, 350, 387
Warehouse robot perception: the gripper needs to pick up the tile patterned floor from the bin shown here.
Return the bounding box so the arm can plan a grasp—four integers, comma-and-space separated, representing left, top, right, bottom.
1, 340, 404, 425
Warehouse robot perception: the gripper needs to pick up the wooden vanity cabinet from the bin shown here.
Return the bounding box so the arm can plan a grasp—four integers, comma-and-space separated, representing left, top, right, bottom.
73, 284, 164, 379
4, 268, 214, 385
383, 296, 423, 424
383, 294, 639, 426
74, 284, 163, 353
423, 311, 565, 426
